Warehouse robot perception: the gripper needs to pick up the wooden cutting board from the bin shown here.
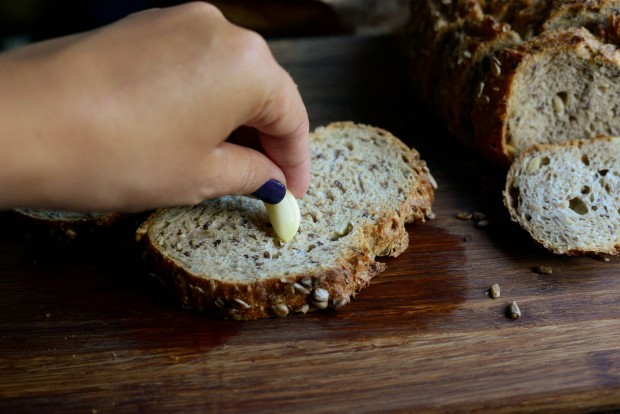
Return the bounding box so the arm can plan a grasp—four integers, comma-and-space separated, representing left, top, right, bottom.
0, 35, 619, 414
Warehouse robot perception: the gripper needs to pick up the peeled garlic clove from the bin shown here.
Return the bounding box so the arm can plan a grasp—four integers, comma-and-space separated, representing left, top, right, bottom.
264, 190, 301, 242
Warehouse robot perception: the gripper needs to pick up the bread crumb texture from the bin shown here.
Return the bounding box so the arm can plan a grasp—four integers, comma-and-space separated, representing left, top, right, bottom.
137, 122, 436, 319
504, 136, 620, 255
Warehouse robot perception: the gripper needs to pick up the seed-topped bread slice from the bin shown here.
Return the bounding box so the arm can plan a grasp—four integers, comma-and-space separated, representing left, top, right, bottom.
137, 122, 436, 320
504, 136, 620, 255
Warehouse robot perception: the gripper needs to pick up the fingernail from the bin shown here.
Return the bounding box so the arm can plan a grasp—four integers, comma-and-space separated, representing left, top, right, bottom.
252, 179, 286, 204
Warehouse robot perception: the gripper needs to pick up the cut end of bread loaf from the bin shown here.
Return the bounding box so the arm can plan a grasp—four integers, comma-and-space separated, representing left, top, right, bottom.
137, 122, 436, 320
504, 136, 620, 255
411, 1, 620, 166
477, 29, 620, 164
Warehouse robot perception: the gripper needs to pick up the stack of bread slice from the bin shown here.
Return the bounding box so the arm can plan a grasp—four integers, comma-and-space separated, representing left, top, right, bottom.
410, 0, 620, 256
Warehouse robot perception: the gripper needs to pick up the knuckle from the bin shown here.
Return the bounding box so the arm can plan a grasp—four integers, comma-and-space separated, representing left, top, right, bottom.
241, 29, 269, 51
233, 29, 272, 65
243, 155, 261, 193
179, 2, 224, 19
129, 2, 225, 30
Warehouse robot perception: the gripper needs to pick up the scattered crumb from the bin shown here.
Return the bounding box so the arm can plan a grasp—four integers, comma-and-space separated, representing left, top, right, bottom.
474, 219, 489, 229
489, 283, 501, 299
169, 355, 180, 362
508, 300, 521, 319
456, 211, 472, 220
456, 211, 488, 228
472, 212, 487, 222
462, 235, 471, 242
591, 253, 611, 262
534, 265, 553, 275
45, 313, 51, 318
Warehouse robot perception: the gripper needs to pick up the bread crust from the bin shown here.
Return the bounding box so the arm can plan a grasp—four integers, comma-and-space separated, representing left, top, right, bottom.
14, 209, 128, 243
436, 18, 518, 146
137, 122, 436, 320
410, 0, 620, 166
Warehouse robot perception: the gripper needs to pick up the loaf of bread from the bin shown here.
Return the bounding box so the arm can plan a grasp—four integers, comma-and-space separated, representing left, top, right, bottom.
136, 122, 436, 320
409, 0, 620, 167
504, 136, 620, 255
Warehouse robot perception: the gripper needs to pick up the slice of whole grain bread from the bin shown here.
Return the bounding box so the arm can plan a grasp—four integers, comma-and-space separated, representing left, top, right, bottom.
136, 122, 436, 320
504, 136, 620, 255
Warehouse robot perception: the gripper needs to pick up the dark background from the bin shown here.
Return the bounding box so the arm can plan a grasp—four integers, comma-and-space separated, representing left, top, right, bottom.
0, 0, 409, 50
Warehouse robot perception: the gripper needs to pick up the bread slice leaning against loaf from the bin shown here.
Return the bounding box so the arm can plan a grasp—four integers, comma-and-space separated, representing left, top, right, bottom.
136, 122, 437, 320
504, 136, 620, 255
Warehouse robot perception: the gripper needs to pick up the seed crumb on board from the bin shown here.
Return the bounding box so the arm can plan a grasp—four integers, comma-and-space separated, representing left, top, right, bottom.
488, 284, 501, 299
534, 265, 553, 275
474, 219, 489, 229
508, 301, 522, 319
591, 253, 611, 262
456, 211, 488, 228
472, 212, 487, 222
456, 211, 472, 220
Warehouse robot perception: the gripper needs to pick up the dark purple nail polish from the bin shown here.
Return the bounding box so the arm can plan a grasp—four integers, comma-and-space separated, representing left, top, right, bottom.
252, 179, 286, 204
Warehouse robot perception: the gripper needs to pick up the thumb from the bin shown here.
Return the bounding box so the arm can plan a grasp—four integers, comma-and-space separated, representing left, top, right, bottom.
208, 141, 288, 204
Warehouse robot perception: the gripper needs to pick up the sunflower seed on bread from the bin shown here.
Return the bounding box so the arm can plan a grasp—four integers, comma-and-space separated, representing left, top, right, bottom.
137, 122, 436, 320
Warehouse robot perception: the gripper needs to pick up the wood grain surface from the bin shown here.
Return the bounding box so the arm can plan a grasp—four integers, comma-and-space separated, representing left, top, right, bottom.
1, 35, 619, 414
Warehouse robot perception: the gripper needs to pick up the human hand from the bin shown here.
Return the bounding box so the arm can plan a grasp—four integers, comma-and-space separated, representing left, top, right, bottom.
0, 2, 309, 212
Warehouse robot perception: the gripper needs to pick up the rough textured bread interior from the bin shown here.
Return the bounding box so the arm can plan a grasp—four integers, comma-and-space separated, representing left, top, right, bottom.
409, 0, 620, 166
137, 122, 436, 320
504, 136, 620, 255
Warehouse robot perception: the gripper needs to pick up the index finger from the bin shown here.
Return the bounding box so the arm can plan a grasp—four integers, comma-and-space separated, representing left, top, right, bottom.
247, 68, 310, 199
